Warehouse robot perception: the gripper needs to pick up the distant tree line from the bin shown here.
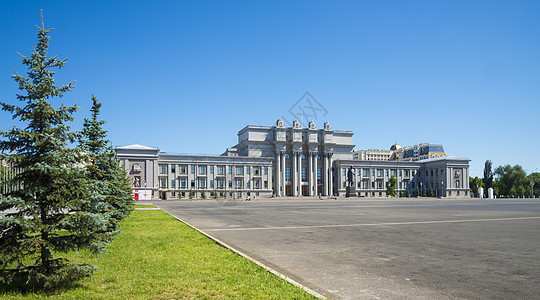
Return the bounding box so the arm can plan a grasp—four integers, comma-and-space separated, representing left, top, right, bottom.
470, 160, 539, 198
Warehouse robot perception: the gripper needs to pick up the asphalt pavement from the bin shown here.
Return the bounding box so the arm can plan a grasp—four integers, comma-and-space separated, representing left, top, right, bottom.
155, 198, 540, 300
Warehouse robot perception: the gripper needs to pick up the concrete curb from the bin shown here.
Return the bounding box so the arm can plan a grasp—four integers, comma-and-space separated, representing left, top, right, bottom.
158, 207, 327, 299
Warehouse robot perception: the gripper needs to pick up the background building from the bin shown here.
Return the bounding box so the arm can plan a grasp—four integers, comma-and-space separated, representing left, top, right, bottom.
115, 119, 470, 199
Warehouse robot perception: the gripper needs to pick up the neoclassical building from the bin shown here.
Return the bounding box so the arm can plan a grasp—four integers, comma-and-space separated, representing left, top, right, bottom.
115, 119, 470, 200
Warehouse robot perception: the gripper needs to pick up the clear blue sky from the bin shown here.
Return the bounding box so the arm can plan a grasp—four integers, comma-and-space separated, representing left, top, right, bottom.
1, 0, 539, 177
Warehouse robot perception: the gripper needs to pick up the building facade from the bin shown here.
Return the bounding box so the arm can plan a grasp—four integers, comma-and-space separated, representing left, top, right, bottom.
115, 119, 470, 200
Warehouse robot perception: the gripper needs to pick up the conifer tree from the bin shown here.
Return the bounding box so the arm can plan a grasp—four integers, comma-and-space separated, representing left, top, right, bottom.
78, 96, 133, 248
79, 95, 133, 234
0, 15, 104, 288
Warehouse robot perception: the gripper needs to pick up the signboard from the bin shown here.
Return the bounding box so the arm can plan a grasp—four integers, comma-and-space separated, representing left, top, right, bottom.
134, 190, 152, 201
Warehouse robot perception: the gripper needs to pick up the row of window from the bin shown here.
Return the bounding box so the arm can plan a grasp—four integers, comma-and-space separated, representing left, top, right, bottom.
284, 167, 322, 183
160, 165, 269, 176
161, 178, 269, 189
343, 168, 415, 178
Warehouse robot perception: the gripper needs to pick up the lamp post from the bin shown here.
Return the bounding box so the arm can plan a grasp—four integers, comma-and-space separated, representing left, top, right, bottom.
420, 182, 423, 197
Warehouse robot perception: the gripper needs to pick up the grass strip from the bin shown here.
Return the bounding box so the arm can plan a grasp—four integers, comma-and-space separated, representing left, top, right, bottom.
1, 210, 318, 299
133, 204, 157, 208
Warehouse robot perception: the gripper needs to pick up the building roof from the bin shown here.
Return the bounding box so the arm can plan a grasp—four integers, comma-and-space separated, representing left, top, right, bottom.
115, 144, 159, 151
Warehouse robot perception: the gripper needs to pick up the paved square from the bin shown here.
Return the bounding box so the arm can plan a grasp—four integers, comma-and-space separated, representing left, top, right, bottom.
156, 198, 540, 299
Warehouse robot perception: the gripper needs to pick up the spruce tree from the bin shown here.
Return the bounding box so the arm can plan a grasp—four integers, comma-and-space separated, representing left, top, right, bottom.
78, 96, 133, 248
0, 16, 103, 288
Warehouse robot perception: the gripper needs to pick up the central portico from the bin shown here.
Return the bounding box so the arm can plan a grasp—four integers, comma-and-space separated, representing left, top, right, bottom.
234, 119, 354, 196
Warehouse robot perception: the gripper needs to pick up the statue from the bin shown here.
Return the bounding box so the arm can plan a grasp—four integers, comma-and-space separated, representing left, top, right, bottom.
308, 120, 316, 129
276, 118, 284, 128
347, 166, 354, 187
292, 119, 301, 129
133, 176, 141, 187
324, 121, 331, 130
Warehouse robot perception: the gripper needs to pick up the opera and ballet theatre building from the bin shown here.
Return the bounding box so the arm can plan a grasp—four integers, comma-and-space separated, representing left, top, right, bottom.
115, 119, 470, 200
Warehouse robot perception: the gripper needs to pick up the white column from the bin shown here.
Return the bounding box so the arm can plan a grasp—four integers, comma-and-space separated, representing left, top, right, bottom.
314, 153, 318, 196
328, 154, 333, 196
281, 153, 286, 196
275, 152, 281, 196
324, 154, 329, 196
309, 153, 314, 196
292, 152, 297, 196
298, 152, 302, 196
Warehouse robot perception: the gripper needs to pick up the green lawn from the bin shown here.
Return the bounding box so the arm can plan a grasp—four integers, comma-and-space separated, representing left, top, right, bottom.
1, 210, 318, 299
133, 204, 157, 208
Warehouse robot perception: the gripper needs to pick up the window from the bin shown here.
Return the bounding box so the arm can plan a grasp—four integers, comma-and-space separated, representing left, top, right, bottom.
377, 169, 383, 177
317, 168, 322, 185
228, 180, 232, 188
391, 170, 396, 176
246, 167, 250, 175
385, 170, 389, 176
218, 166, 224, 175
343, 169, 346, 176
229, 166, 233, 174
285, 167, 291, 183
191, 165, 195, 174
405, 170, 410, 177
372, 169, 375, 176
247, 181, 250, 188
171, 165, 176, 173
171, 179, 175, 188
218, 178, 224, 188
210, 180, 214, 188
377, 180, 383, 189
317, 155, 321, 160
191, 180, 195, 187
180, 165, 186, 174
285, 154, 289, 159
364, 169, 368, 177
254, 167, 260, 175
161, 179, 167, 188
302, 168, 306, 182
399, 170, 402, 176
171, 191, 176, 197
264, 167, 268, 175
181, 179, 186, 188
236, 179, 242, 188
210, 166, 214, 174
264, 181, 268, 188
357, 169, 361, 176
199, 179, 205, 188
363, 180, 368, 189
161, 165, 167, 174
200, 166, 206, 174
237, 166, 243, 175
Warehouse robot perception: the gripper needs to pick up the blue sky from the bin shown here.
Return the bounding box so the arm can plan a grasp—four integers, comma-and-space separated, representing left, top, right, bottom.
1, 0, 539, 177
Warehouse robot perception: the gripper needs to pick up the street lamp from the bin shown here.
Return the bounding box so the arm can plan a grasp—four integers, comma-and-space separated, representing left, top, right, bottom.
420, 182, 423, 197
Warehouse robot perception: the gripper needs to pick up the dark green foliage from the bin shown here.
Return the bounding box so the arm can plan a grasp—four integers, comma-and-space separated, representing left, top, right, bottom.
78, 96, 133, 250
189, 188, 194, 199
0, 20, 97, 288
428, 186, 434, 197
494, 164, 528, 197
0, 17, 130, 290
201, 189, 206, 199
469, 176, 483, 197
386, 175, 397, 197
483, 160, 493, 190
